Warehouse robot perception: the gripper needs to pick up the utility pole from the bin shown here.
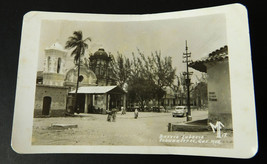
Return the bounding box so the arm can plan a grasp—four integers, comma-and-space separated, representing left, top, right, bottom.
183, 40, 193, 121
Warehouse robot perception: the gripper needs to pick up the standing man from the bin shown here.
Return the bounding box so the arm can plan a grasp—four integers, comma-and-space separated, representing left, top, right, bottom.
112, 107, 117, 122
107, 109, 112, 122
121, 106, 126, 115
134, 108, 138, 119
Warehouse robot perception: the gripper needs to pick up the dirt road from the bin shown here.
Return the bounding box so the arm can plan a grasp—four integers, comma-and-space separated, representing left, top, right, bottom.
32, 110, 233, 148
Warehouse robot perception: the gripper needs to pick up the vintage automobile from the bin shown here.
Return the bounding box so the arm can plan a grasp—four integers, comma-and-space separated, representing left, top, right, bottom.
151, 106, 166, 112
159, 106, 166, 112
172, 106, 187, 117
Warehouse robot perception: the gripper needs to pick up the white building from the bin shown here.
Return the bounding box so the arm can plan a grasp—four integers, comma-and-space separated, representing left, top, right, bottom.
189, 46, 232, 129
34, 42, 126, 117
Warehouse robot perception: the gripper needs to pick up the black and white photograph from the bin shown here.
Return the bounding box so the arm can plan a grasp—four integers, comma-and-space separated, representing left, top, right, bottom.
11, 4, 258, 158
31, 14, 233, 147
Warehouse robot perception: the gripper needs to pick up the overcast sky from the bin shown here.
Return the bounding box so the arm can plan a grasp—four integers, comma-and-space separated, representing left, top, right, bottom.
38, 13, 227, 82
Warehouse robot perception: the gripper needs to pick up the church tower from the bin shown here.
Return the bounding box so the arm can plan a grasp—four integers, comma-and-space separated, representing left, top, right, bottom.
89, 47, 116, 86
43, 42, 67, 86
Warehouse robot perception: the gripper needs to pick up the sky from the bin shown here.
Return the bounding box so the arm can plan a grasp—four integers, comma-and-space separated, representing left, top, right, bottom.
38, 13, 227, 83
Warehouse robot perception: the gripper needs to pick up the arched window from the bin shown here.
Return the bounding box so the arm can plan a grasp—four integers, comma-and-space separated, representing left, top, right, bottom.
57, 58, 61, 73
47, 56, 51, 72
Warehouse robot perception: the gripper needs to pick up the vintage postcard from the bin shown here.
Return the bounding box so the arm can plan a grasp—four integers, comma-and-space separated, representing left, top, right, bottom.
11, 4, 257, 158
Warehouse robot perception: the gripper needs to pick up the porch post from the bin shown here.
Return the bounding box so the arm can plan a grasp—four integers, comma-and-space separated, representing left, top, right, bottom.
92, 95, 95, 106
123, 94, 126, 112
84, 94, 88, 113
107, 94, 110, 111
103, 93, 107, 114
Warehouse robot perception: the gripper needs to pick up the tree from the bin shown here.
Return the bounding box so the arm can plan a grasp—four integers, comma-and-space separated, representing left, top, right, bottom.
110, 52, 132, 88
128, 49, 175, 109
151, 51, 176, 88
125, 51, 156, 109
127, 76, 157, 110
192, 81, 207, 108
109, 48, 176, 110
177, 72, 187, 105
150, 51, 176, 106
192, 73, 208, 109
65, 31, 91, 114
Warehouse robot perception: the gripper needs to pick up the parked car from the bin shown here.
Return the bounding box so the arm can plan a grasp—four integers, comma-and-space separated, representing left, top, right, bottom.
159, 106, 166, 112
151, 106, 158, 112
150, 106, 166, 112
172, 106, 187, 117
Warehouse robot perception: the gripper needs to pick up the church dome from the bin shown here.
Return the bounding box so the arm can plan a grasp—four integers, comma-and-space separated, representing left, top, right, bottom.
94, 48, 108, 56
90, 48, 111, 61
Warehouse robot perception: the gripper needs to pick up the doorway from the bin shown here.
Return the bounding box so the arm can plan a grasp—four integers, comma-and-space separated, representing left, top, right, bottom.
42, 96, 52, 115
77, 94, 85, 113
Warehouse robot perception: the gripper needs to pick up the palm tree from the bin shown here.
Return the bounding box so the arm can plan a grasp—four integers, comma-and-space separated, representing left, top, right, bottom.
65, 31, 91, 114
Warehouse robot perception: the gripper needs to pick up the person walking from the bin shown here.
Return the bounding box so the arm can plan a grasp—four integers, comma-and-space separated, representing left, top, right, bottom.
134, 108, 138, 119
111, 107, 117, 122
106, 109, 112, 122
121, 106, 126, 115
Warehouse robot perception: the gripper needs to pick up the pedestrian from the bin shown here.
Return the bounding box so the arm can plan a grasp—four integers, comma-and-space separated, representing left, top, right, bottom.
106, 110, 112, 122
134, 108, 138, 119
112, 107, 117, 122
76, 105, 80, 114
121, 106, 126, 115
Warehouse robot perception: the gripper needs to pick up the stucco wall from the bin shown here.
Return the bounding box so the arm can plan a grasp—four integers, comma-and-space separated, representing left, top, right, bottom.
34, 85, 68, 117
206, 61, 232, 129
44, 49, 66, 74
43, 73, 65, 86
64, 66, 97, 88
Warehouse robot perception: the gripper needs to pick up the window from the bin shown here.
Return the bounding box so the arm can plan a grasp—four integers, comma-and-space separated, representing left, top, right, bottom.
57, 58, 61, 73
47, 56, 51, 72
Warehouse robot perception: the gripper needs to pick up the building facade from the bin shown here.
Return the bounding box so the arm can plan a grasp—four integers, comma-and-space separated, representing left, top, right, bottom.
89, 48, 116, 86
34, 43, 125, 117
189, 45, 232, 129
34, 42, 69, 117
43, 42, 67, 86
34, 84, 69, 117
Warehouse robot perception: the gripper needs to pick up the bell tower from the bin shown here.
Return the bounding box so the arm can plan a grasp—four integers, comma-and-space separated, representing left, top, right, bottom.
43, 42, 67, 86
89, 47, 114, 86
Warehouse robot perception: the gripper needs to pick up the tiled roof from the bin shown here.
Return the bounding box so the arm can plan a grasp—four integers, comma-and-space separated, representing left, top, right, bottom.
189, 45, 228, 73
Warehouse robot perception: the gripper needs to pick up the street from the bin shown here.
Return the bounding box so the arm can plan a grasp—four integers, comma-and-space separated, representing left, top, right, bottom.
32, 110, 233, 148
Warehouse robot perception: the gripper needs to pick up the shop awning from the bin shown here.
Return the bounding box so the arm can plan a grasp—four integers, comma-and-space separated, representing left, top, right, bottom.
69, 86, 126, 94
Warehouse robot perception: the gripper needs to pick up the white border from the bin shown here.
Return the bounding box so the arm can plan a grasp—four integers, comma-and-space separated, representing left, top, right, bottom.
11, 3, 258, 158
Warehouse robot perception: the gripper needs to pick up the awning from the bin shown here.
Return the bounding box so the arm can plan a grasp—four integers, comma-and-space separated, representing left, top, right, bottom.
69, 86, 126, 94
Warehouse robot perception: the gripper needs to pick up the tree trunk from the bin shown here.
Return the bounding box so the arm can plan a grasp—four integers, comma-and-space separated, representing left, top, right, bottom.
73, 57, 81, 114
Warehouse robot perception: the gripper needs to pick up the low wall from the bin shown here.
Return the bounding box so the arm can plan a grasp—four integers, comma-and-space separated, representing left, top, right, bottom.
34, 85, 68, 110
168, 123, 210, 132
